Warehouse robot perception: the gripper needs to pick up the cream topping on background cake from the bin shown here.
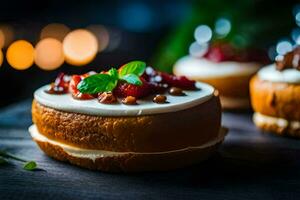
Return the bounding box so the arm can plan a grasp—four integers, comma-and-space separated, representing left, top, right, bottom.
258, 64, 300, 84
173, 56, 260, 79
34, 82, 214, 116
29, 125, 226, 162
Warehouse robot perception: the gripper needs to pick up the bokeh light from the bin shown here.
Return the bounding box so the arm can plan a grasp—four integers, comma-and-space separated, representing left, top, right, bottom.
268, 45, 277, 61
194, 25, 212, 44
35, 38, 64, 70
291, 28, 300, 44
7, 40, 34, 70
63, 29, 98, 66
40, 23, 70, 42
296, 12, 300, 27
86, 25, 110, 52
118, 3, 154, 32
105, 28, 122, 52
276, 40, 293, 55
0, 30, 5, 49
0, 24, 14, 48
0, 50, 3, 67
215, 18, 231, 37
189, 41, 209, 58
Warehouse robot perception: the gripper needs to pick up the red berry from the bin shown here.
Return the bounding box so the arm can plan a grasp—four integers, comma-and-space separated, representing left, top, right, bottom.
69, 75, 94, 100
159, 72, 196, 90
46, 73, 70, 94
114, 77, 151, 98
142, 66, 193, 90
204, 43, 235, 62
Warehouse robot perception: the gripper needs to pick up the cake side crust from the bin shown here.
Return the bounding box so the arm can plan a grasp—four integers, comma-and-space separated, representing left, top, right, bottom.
32, 94, 222, 152
250, 75, 300, 121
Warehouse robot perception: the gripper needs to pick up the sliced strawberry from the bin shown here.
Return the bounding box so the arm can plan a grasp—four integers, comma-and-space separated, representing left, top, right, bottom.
114, 77, 152, 98
69, 75, 94, 100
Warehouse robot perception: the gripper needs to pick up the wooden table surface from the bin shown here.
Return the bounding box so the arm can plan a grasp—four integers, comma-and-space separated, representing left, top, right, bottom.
1, 100, 300, 200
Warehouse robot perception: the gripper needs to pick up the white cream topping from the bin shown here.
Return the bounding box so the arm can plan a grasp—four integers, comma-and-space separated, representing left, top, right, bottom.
29, 125, 226, 162
173, 56, 260, 79
254, 112, 300, 130
34, 82, 214, 116
257, 64, 300, 84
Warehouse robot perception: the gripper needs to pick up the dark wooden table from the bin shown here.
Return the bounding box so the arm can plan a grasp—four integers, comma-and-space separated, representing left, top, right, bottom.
1, 100, 300, 200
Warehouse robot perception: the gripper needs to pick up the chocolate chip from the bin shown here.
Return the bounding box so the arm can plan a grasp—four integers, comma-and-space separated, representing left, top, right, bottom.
98, 92, 117, 104
169, 87, 185, 96
122, 96, 137, 105
153, 95, 167, 104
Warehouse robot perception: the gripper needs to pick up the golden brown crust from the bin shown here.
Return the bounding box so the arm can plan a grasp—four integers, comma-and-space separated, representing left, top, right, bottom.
250, 75, 300, 121
32, 95, 221, 152
34, 139, 221, 172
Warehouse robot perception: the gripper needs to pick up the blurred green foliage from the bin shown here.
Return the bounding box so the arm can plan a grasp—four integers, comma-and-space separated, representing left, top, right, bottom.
152, 0, 295, 72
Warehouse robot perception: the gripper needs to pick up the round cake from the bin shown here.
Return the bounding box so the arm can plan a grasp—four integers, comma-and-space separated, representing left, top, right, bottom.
30, 61, 226, 172
250, 48, 300, 137
174, 56, 260, 109
173, 42, 268, 110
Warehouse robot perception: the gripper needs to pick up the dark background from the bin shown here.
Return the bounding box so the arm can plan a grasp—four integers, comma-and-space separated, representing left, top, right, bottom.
0, 0, 298, 107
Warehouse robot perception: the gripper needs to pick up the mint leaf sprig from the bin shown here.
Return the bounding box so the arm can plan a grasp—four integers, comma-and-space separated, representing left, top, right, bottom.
0, 150, 38, 171
77, 60, 146, 94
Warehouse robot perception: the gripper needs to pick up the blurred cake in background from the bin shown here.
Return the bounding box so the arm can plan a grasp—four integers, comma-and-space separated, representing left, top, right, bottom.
250, 46, 300, 137
174, 26, 269, 110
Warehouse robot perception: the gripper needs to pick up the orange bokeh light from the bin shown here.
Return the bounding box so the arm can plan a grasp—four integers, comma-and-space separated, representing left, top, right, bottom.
40, 23, 70, 42
7, 40, 34, 70
0, 50, 3, 66
63, 29, 98, 66
0, 30, 5, 49
35, 38, 65, 70
87, 25, 109, 52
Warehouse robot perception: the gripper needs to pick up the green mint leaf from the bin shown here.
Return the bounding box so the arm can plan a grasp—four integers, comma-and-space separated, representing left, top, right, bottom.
108, 68, 119, 80
121, 74, 142, 86
77, 74, 117, 94
23, 161, 37, 171
119, 61, 146, 77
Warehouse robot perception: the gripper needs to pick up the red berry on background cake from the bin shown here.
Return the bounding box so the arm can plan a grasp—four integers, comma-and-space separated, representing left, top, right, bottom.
204, 43, 235, 62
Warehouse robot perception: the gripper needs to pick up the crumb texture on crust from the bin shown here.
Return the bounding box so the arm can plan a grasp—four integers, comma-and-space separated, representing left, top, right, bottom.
253, 112, 300, 137
32, 95, 222, 152
250, 75, 300, 121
